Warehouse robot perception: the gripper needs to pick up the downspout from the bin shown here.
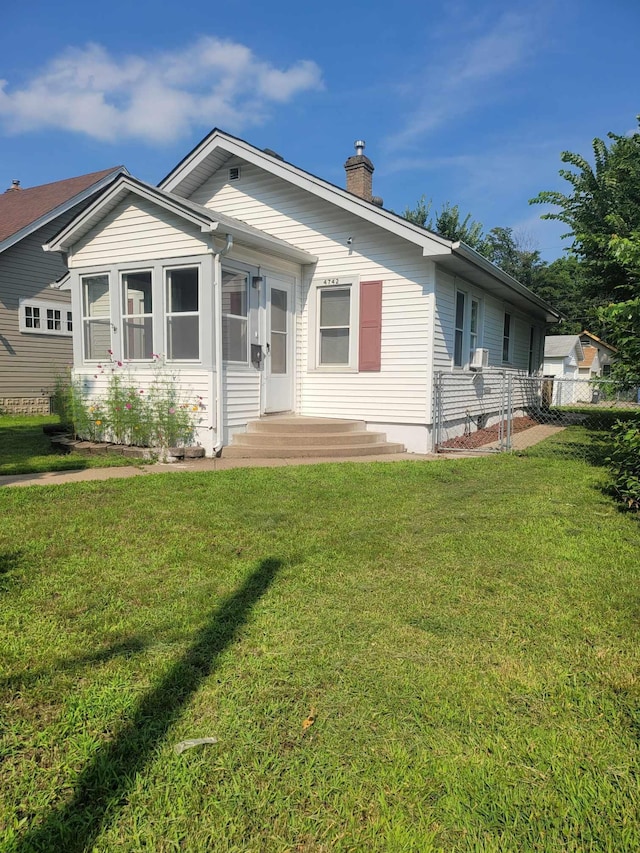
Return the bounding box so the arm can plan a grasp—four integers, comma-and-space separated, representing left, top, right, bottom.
213, 234, 233, 455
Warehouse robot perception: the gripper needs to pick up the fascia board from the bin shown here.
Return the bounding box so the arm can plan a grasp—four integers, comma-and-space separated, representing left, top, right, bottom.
0, 167, 128, 256
160, 132, 452, 258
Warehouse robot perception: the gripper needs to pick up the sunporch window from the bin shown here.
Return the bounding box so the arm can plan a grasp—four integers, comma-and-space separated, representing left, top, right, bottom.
82, 274, 111, 361
222, 269, 248, 362
122, 270, 153, 360
166, 267, 199, 361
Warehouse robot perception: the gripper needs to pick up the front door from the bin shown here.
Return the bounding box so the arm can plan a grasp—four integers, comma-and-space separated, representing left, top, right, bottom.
264, 276, 294, 413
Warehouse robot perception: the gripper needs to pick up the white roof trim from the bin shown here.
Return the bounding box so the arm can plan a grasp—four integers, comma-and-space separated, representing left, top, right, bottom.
160, 130, 452, 257
44, 174, 317, 265
0, 168, 128, 256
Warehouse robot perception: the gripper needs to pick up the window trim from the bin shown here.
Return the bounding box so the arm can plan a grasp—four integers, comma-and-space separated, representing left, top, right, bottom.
312, 276, 359, 371
19, 298, 72, 337
502, 312, 512, 363
453, 288, 483, 370
221, 266, 249, 364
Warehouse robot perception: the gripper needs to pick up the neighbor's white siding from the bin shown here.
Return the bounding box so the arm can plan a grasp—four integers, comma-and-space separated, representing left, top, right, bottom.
189, 158, 435, 427
70, 197, 210, 267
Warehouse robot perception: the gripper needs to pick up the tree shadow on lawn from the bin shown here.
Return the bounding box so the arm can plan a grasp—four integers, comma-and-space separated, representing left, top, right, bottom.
16, 556, 284, 853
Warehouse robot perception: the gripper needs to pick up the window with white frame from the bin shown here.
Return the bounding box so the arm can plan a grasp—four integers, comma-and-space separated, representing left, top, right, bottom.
318, 283, 352, 366
122, 270, 153, 360
166, 267, 200, 361
454, 290, 483, 368
453, 290, 466, 367
19, 299, 72, 336
82, 274, 111, 361
222, 268, 248, 362
470, 298, 480, 356
502, 312, 512, 363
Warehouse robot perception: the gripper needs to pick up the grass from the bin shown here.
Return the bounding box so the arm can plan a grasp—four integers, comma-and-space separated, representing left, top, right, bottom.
0, 415, 143, 475
0, 430, 639, 850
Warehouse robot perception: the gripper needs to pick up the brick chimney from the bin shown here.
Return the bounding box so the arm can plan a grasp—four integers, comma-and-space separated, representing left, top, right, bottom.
5, 180, 21, 193
344, 141, 383, 206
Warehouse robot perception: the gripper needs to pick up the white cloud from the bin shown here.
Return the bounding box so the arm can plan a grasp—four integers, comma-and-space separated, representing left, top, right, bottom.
0, 38, 323, 144
384, 11, 537, 152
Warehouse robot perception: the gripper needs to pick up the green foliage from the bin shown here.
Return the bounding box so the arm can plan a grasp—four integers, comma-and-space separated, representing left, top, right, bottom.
401, 197, 488, 252
597, 297, 640, 386
66, 358, 202, 449
607, 418, 640, 511
530, 119, 640, 301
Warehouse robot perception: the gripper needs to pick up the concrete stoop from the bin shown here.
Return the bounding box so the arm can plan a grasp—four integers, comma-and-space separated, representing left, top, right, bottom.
223, 416, 405, 459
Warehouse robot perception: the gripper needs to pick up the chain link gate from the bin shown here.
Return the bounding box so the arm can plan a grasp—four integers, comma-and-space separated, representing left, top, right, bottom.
433, 370, 640, 454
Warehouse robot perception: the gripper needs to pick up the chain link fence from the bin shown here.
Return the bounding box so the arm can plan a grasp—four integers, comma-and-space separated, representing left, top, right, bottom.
433, 370, 640, 456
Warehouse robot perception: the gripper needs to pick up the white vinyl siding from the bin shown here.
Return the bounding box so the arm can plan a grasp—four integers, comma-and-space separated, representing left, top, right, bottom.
71, 197, 210, 266
188, 158, 434, 425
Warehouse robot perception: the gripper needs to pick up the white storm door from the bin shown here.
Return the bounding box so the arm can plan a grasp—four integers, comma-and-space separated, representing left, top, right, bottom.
265, 277, 294, 413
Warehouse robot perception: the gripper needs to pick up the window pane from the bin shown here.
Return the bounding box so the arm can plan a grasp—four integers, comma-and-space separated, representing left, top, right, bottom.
271, 332, 286, 374
84, 320, 111, 361
271, 288, 287, 333
320, 289, 350, 327
124, 318, 154, 360
222, 270, 247, 317
320, 328, 349, 364
123, 271, 152, 314
454, 329, 464, 367
83, 275, 110, 317
470, 300, 479, 334
168, 268, 198, 312
167, 315, 199, 360
455, 291, 465, 330
222, 316, 247, 361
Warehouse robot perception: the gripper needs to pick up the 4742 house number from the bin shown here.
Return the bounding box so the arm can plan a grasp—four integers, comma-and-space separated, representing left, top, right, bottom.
322, 278, 341, 286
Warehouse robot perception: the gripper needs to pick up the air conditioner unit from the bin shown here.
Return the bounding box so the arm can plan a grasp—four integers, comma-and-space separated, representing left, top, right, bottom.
470, 348, 489, 370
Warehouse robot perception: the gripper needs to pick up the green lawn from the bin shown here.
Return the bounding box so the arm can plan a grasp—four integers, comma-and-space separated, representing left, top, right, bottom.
0, 415, 142, 475
1, 439, 639, 850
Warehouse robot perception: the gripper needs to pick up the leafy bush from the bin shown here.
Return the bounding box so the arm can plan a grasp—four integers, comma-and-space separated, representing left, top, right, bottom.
608, 418, 640, 512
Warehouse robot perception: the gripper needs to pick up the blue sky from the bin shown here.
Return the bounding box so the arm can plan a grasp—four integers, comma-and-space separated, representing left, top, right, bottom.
1, 0, 638, 261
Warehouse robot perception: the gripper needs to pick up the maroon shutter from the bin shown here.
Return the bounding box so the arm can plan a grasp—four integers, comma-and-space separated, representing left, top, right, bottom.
359, 280, 382, 371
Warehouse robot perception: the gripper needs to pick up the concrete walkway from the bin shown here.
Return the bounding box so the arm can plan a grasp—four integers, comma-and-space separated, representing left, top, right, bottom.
0, 424, 564, 488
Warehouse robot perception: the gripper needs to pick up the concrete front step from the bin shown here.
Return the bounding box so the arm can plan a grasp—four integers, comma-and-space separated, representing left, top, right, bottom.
223, 441, 406, 459
246, 416, 366, 434
224, 415, 405, 459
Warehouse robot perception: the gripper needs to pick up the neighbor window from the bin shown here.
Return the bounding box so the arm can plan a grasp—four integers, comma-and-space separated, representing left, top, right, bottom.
122, 270, 153, 360
82, 275, 111, 360
222, 269, 248, 362
166, 267, 199, 360
319, 286, 351, 365
502, 313, 512, 362
19, 299, 72, 337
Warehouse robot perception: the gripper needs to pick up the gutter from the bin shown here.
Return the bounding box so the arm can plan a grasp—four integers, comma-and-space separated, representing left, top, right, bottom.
212, 234, 233, 454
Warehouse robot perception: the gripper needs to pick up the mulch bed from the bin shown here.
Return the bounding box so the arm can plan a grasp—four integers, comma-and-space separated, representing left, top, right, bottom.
439, 415, 540, 450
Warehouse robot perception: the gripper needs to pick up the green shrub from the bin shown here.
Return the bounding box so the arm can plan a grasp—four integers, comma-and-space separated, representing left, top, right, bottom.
608, 418, 640, 511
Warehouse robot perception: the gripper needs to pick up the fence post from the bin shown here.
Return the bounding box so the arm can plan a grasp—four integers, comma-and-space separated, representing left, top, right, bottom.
433, 372, 442, 451
506, 373, 513, 451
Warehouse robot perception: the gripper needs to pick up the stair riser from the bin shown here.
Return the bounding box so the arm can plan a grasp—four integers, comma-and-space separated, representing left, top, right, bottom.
248, 419, 365, 435
233, 431, 386, 448
223, 443, 405, 459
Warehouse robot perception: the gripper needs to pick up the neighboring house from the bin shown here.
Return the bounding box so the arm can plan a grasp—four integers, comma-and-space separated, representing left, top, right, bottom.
579, 330, 616, 377
543, 334, 588, 404
43, 130, 560, 454
0, 167, 127, 413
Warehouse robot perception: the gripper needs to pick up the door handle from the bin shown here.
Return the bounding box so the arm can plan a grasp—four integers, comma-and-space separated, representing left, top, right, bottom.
266, 342, 271, 354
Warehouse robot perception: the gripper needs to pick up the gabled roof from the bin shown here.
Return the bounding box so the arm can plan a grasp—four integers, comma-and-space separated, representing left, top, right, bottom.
579, 346, 599, 369
158, 128, 561, 322
544, 334, 584, 360
0, 167, 128, 254
579, 330, 617, 353
43, 174, 318, 265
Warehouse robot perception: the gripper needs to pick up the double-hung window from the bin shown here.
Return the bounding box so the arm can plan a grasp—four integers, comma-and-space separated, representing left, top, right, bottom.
454, 290, 483, 368
122, 270, 153, 360
166, 267, 199, 361
318, 285, 351, 365
82, 275, 111, 361
454, 291, 466, 367
222, 269, 248, 362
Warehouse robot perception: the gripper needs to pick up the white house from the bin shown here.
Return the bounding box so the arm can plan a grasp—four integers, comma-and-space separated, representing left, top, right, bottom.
44, 130, 560, 455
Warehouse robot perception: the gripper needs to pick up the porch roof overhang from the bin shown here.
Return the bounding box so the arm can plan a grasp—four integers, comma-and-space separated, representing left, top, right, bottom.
442, 242, 562, 323
43, 174, 318, 266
